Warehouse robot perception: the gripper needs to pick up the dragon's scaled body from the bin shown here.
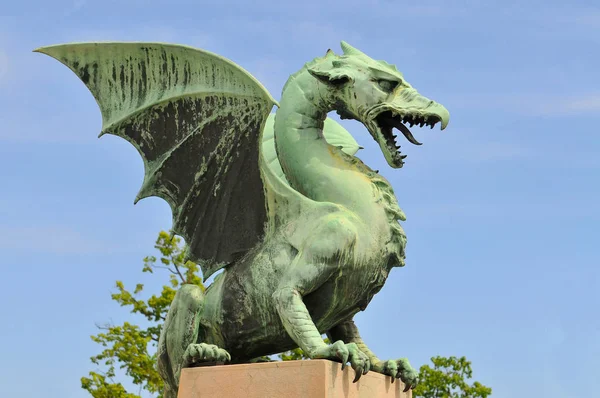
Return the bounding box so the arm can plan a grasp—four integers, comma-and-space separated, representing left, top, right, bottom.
36, 41, 449, 396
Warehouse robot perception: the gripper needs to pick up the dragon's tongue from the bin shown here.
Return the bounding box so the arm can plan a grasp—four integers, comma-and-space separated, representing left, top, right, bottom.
382, 115, 423, 146
396, 123, 422, 146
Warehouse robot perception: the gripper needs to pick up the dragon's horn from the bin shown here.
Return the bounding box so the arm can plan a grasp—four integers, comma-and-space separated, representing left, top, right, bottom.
340, 41, 367, 57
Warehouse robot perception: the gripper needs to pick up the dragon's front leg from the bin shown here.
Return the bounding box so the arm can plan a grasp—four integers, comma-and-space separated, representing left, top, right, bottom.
328, 319, 418, 391
272, 217, 371, 381
272, 285, 371, 381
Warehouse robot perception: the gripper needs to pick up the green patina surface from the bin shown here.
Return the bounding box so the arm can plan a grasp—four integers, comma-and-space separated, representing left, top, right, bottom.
36, 41, 449, 397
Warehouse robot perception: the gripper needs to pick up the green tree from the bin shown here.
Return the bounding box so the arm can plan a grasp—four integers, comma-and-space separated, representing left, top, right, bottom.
413, 356, 492, 398
82, 231, 491, 397
81, 231, 204, 398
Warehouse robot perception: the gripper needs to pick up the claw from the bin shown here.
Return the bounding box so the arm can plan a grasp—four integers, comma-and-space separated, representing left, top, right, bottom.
353, 367, 363, 383
403, 384, 411, 393
336, 345, 349, 370
391, 376, 395, 384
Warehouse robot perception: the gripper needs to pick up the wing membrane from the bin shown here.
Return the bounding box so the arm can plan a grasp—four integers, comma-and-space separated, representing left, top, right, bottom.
37, 42, 276, 278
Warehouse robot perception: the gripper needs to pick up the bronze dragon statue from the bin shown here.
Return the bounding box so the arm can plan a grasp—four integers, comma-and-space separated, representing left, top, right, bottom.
36, 41, 449, 397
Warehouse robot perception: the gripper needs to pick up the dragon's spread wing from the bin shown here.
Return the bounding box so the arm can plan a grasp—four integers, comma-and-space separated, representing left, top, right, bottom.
36, 42, 277, 277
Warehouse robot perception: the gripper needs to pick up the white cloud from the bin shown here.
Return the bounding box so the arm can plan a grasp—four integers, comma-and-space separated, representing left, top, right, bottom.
219, 18, 360, 47
0, 113, 101, 144
63, 0, 87, 17
61, 25, 183, 43
0, 226, 111, 254
525, 94, 600, 116
222, 0, 457, 18
449, 93, 600, 116
245, 56, 287, 97
544, 7, 600, 28
557, 95, 600, 115
399, 5, 447, 16
506, 6, 600, 44
458, 140, 531, 161
0, 48, 8, 83
51, 22, 218, 49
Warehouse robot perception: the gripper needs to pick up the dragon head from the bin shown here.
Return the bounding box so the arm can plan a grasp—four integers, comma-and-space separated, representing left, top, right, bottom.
307, 41, 449, 168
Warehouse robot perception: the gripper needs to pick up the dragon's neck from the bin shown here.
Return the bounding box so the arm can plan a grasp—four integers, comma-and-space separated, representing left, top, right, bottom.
274, 69, 378, 210
274, 69, 407, 265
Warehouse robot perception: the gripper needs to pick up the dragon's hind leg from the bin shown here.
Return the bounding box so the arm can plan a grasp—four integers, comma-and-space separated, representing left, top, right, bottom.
157, 284, 230, 398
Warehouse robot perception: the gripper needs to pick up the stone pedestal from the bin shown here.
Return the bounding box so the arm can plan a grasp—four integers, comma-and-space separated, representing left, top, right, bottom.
178, 359, 412, 398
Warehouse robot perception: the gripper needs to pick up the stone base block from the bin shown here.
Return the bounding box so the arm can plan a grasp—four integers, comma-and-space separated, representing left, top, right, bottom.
178, 359, 412, 398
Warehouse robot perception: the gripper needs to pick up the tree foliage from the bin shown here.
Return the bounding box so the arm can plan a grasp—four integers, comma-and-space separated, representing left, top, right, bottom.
413, 356, 492, 398
82, 231, 491, 397
81, 231, 203, 397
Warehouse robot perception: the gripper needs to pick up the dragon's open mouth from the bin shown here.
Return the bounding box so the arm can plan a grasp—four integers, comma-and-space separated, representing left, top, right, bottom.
368, 108, 445, 168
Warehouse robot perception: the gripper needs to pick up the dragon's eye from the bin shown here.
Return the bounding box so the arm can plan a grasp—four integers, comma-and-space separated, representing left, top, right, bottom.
377, 79, 399, 92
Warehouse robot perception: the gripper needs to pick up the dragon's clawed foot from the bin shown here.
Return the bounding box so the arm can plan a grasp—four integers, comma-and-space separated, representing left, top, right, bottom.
372, 358, 418, 392
313, 341, 370, 383
182, 343, 231, 367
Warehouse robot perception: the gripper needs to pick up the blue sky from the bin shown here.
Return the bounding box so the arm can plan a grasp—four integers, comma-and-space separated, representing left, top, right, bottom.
1, 0, 599, 397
